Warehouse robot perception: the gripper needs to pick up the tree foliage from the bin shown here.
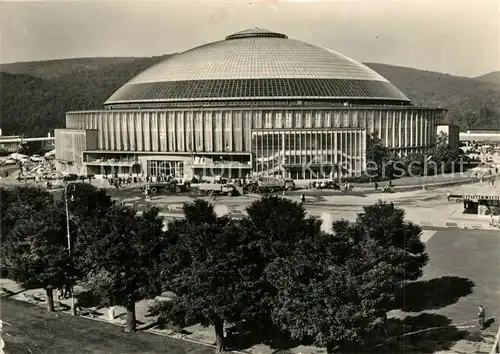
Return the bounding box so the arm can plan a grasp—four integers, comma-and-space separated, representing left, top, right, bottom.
365, 132, 392, 179
265, 200, 427, 353
76, 204, 166, 332
158, 199, 262, 353
0, 186, 74, 312
428, 132, 461, 173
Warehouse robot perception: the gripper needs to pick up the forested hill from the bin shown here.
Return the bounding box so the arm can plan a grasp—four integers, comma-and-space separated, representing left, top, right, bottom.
473, 71, 500, 85
1, 57, 141, 79
1, 56, 499, 136
365, 63, 500, 130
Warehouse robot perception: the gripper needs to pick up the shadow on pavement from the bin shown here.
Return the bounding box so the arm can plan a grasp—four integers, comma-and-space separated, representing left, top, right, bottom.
224, 318, 313, 352
396, 276, 475, 312
373, 313, 467, 353
1, 287, 25, 298
75, 290, 109, 308
485, 317, 496, 330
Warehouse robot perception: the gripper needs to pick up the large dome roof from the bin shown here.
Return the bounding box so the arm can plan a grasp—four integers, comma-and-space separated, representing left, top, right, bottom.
105, 28, 410, 106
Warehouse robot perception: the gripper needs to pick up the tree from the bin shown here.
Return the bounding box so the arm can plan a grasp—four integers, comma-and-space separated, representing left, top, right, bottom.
76, 205, 165, 332
266, 201, 427, 353
64, 183, 114, 221
429, 132, 460, 173
0, 186, 74, 312
366, 132, 394, 179
266, 224, 397, 353
158, 199, 260, 353
355, 201, 428, 284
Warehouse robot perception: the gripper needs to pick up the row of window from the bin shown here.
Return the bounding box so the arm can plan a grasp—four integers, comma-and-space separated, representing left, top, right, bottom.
108, 79, 406, 102
70, 109, 435, 132
251, 132, 361, 153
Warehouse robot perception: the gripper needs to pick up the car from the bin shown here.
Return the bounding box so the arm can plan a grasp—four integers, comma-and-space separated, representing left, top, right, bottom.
30, 155, 44, 162
62, 174, 79, 182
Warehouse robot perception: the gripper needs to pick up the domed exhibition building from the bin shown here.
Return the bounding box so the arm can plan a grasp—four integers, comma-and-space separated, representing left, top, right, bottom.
55, 28, 446, 180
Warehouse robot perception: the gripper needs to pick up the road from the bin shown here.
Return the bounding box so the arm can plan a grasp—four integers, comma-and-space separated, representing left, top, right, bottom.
0, 297, 215, 354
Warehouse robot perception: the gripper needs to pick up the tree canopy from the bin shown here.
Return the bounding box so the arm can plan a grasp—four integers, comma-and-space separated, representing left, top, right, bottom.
0, 186, 75, 311
158, 199, 262, 353
265, 201, 426, 353
76, 204, 166, 332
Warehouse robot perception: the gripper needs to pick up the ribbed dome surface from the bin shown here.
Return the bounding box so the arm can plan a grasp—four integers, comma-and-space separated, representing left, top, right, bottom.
105, 29, 410, 105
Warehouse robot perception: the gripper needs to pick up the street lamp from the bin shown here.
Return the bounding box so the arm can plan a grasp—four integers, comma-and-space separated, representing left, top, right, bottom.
64, 181, 77, 316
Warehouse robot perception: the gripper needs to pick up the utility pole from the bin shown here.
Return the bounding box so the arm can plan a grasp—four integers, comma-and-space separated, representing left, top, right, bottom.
64, 181, 77, 316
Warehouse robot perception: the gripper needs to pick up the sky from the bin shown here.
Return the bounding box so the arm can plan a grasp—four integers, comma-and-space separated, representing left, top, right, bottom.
0, 0, 499, 77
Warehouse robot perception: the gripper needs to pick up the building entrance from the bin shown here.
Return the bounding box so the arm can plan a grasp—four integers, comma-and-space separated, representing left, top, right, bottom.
147, 160, 184, 179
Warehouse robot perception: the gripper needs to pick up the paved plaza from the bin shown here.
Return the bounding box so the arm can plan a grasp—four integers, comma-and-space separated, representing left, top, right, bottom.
99, 178, 499, 231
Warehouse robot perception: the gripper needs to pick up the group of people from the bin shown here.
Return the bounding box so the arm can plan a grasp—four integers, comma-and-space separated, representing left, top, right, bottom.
106, 174, 142, 189
56, 284, 73, 300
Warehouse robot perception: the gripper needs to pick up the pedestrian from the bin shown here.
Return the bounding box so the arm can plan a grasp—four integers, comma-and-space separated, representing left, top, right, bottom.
478, 305, 486, 330
63, 283, 72, 299
300, 193, 306, 203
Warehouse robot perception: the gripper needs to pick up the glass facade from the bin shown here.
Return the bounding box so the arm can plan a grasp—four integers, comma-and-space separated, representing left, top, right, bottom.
147, 160, 184, 178
107, 79, 409, 104
251, 129, 365, 179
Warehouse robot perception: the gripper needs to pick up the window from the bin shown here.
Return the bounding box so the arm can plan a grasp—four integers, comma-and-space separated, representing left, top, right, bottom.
334, 112, 341, 127
294, 112, 303, 128
275, 112, 282, 129
352, 111, 358, 127
264, 112, 273, 128
343, 112, 350, 127
304, 112, 312, 128
324, 112, 332, 128
253, 111, 262, 129
315, 112, 322, 128
285, 112, 293, 128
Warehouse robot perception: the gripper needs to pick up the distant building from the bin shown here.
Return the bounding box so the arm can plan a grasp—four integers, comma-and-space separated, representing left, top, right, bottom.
55, 28, 446, 179
437, 124, 460, 150
459, 129, 500, 143
0, 135, 21, 153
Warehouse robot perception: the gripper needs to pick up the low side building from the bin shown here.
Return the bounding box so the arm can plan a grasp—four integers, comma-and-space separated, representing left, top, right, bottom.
460, 130, 500, 143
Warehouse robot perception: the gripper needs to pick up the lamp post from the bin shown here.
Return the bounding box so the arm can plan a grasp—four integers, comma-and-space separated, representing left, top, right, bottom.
64, 181, 77, 316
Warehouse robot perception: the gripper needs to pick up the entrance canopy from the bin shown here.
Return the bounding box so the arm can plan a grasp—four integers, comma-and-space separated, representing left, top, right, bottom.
448, 194, 500, 202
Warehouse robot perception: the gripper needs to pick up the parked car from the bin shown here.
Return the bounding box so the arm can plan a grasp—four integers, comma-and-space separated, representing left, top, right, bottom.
62, 174, 79, 182
246, 176, 295, 193
30, 155, 44, 162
